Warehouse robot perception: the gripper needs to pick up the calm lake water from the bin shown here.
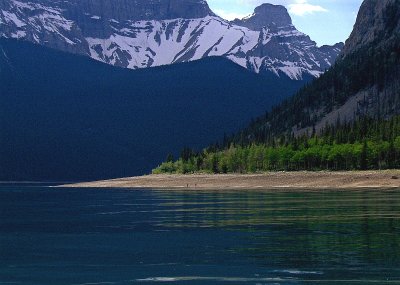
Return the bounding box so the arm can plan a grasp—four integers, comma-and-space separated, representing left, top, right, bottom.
1, 186, 400, 284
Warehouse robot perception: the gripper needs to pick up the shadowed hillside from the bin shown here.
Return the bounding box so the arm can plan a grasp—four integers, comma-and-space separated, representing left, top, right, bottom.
0, 39, 305, 181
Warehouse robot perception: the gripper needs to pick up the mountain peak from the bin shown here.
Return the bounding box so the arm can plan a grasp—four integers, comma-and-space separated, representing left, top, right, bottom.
232, 3, 292, 31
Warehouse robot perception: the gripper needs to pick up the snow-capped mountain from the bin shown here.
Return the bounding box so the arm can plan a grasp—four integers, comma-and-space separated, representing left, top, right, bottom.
0, 0, 343, 80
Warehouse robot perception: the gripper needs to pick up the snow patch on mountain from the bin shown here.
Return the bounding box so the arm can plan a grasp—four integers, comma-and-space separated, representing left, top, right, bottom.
0, 0, 343, 80
82, 14, 340, 79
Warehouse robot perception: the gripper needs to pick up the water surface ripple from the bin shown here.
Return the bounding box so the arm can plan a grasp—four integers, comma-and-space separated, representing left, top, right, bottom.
1, 186, 400, 284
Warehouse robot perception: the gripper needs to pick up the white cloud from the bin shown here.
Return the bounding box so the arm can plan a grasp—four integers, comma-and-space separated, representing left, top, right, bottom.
234, 0, 292, 6
214, 9, 250, 20
208, 0, 328, 18
288, 0, 328, 16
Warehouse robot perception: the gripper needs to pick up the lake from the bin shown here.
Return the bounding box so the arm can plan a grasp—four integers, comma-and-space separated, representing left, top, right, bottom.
1, 186, 400, 284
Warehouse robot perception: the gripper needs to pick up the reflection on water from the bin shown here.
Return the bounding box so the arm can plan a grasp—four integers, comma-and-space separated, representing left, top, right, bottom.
0, 186, 400, 284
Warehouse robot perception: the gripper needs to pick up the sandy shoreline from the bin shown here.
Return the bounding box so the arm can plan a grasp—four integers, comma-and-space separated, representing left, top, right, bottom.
61, 171, 400, 190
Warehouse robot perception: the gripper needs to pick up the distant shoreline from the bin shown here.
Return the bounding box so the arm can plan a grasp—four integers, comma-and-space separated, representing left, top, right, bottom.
61, 171, 400, 190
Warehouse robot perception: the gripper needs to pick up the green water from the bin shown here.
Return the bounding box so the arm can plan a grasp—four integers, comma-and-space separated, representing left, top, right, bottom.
1, 186, 400, 284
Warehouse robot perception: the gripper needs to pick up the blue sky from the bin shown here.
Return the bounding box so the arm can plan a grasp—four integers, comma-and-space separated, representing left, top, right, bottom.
207, 0, 364, 46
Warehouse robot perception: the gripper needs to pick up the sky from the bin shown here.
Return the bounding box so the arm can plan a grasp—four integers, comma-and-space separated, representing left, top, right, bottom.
207, 0, 364, 46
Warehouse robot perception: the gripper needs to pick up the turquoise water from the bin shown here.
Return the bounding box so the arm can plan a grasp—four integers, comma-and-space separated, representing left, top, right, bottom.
1, 186, 400, 284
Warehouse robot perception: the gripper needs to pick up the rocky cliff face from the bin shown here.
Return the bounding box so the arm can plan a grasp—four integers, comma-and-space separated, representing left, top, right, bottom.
232, 4, 292, 30
334, 0, 400, 121
342, 0, 400, 57
300, 0, 400, 132
59, 0, 215, 38
230, 6, 343, 78
0, 0, 342, 79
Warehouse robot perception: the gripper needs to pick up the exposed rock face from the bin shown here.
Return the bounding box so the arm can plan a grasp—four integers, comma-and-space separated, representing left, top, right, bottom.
232, 4, 292, 30
15, 0, 215, 22
61, 0, 215, 38
72, 0, 214, 22
0, 0, 342, 79
229, 4, 342, 78
342, 0, 400, 57
337, 0, 400, 120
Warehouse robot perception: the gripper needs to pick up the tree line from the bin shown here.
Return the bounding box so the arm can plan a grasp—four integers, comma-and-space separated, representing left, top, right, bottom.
153, 116, 400, 174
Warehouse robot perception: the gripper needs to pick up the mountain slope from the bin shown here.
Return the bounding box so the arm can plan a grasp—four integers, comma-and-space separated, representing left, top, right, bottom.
227, 0, 400, 144
0, 39, 305, 181
0, 0, 342, 80
152, 0, 400, 174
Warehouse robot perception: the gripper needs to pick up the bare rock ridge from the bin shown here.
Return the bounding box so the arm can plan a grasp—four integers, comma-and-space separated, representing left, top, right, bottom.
232, 4, 292, 30
9, 0, 215, 21
0, 0, 342, 80
60, 0, 215, 27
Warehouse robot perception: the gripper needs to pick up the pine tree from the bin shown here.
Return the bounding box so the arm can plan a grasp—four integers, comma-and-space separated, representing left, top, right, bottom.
360, 140, 368, 170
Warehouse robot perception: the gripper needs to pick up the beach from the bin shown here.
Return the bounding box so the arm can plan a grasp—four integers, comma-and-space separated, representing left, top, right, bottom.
62, 170, 400, 190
